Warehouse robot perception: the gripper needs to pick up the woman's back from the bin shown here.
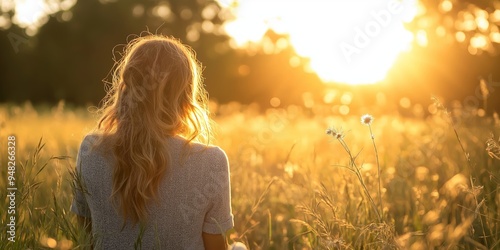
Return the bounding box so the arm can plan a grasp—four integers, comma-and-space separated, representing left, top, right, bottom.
71, 134, 233, 249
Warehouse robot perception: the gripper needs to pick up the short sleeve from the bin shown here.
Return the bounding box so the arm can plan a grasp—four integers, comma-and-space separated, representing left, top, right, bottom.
70, 137, 92, 218
202, 148, 234, 234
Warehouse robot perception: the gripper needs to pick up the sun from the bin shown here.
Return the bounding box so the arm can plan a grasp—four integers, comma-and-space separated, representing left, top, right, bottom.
6, 0, 76, 35
218, 0, 419, 85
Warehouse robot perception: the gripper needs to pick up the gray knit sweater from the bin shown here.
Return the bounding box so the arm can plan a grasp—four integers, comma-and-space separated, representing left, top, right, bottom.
71, 135, 234, 249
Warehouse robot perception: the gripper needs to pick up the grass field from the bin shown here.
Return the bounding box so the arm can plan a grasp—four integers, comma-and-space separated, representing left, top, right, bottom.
1, 100, 499, 249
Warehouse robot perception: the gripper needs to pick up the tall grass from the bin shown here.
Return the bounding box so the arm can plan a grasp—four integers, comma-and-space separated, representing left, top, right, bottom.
0, 138, 91, 249
0, 99, 499, 249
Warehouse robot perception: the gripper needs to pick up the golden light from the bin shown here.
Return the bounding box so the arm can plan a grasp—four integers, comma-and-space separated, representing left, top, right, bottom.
492, 9, 500, 23
46, 237, 57, 248
455, 31, 466, 42
439, 0, 453, 13
491, 30, 500, 43
14, 0, 49, 30
6, 0, 77, 35
218, 0, 419, 85
416, 30, 428, 47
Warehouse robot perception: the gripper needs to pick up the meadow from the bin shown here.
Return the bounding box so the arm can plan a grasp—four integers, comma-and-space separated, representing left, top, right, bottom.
0, 98, 499, 249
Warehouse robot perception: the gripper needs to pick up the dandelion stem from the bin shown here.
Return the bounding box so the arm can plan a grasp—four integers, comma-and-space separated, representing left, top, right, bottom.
326, 126, 382, 222
451, 123, 473, 169
339, 138, 382, 222
368, 124, 383, 218
433, 97, 473, 169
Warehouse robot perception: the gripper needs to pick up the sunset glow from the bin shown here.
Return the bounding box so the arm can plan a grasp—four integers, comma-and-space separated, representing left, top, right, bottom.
219, 0, 420, 85
4, 0, 76, 35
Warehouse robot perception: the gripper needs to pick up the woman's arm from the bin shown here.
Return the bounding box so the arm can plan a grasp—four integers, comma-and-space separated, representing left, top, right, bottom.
202, 232, 227, 250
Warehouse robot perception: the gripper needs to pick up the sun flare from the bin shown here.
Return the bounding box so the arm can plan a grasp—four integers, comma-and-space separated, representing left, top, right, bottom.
6, 0, 77, 35
218, 0, 419, 85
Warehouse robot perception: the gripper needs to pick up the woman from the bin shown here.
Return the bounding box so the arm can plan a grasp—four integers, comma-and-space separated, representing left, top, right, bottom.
71, 34, 234, 249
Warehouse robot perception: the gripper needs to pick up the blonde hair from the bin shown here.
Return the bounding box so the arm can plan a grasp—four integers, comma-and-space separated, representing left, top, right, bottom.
95, 34, 211, 224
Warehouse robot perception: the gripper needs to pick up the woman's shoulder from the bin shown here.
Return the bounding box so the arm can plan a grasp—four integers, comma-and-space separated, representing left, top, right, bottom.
78, 133, 113, 158
78, 134, 98, 154
170, 136, 228, 163
81, 133, 118, 147
202, 145, 228, 164
192, 141, 226, 157
81, 133, 99, 144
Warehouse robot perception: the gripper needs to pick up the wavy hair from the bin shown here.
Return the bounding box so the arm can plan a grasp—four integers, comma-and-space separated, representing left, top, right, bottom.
95, 34, 211, 224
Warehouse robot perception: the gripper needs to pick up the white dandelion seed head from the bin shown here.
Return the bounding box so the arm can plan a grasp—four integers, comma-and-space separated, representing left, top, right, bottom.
361, 114, 374, 126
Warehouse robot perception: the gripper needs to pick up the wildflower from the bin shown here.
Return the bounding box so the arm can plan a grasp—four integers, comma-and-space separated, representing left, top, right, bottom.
486, 134, 500, 160
360, 114, 374, 126
431, 96, 450, 114
326, 127, 345, 140
326, 128, 333, 135
479, 78, 490, 100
